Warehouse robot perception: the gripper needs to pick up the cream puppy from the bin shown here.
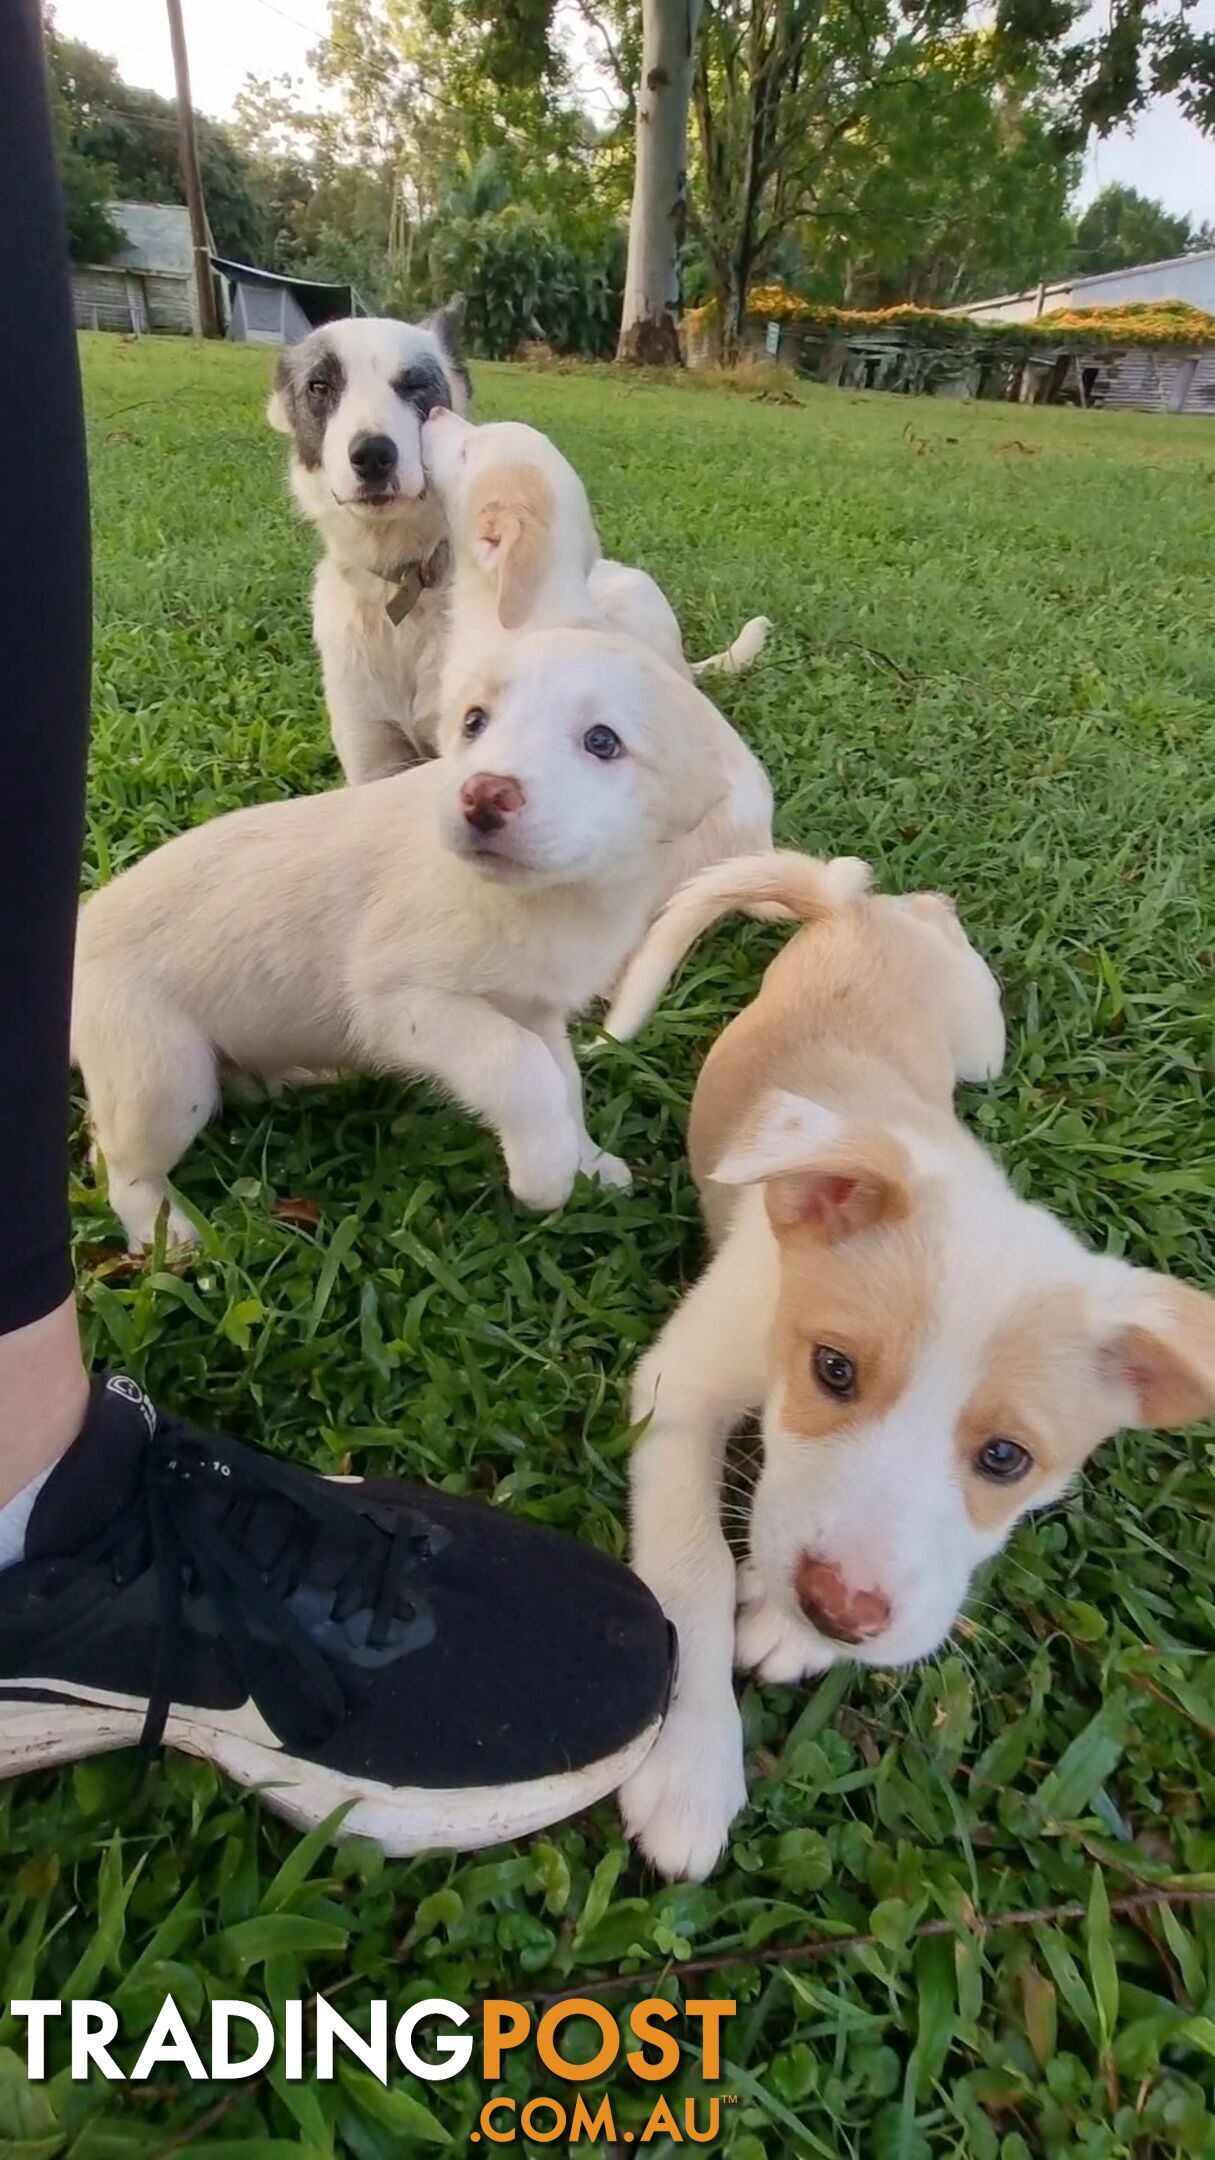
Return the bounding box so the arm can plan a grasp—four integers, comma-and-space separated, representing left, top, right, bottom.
72, 632, 730, 1251
422, 410, 775, 903
422, 409, 770, 678
607, 853, 1215, 1879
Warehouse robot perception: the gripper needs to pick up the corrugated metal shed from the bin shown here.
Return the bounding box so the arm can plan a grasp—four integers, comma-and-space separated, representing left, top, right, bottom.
71, 265, 149, 334
1101, 348, 1215, 415
143, 272, 196, 336
71, 200, 206, 336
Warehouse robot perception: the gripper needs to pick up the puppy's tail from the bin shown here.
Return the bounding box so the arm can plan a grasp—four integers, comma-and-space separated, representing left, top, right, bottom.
604, 850, 871, 1042
691, 614, 772, 677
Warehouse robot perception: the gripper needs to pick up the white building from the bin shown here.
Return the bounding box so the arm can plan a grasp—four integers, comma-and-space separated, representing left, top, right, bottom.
955, 247, 1215, 325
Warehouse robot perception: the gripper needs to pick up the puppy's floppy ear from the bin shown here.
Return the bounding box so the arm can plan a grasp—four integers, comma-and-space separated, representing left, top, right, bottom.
646, 672, 735, 840
1094, 1273, 1215, 1429
266, 352, 294, 433
713, 1089, 944, 1244
472, 465, 555, 630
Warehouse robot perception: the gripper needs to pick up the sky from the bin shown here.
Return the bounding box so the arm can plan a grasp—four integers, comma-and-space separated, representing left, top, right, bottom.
54, 0, 1215, 227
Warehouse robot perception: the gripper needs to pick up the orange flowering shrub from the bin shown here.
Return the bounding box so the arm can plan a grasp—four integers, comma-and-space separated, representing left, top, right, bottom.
1038, 301, 1215, 345
689, 285, 1215, 351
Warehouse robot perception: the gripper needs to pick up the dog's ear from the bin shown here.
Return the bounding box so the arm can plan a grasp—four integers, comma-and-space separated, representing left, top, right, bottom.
266, 352, 293, 433
713, 1090, 943, 1244
473, 466, 554, 630
1093, 1274, 1215, 1429
427, 293, 465, 353
475, 507, 545, 630
426, 295, 471, 404
645, 674, 737, 841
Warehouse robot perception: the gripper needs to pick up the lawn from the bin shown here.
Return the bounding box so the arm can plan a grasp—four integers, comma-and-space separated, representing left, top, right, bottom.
2, 332, 1213, 2157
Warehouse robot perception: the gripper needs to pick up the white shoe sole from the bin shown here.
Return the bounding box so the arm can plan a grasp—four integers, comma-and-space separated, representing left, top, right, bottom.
0, 1695, 663, 1853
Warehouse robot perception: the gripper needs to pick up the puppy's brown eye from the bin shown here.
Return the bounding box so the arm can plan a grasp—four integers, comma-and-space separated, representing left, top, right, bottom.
974, 1437, 1032, 1483
813, 1345, 856, 1398
306, 376, 334, 401
463, 706, 490, 739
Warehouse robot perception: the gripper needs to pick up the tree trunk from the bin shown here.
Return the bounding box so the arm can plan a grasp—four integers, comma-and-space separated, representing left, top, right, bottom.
617, 0, 703, 365
722, 267, 748, 363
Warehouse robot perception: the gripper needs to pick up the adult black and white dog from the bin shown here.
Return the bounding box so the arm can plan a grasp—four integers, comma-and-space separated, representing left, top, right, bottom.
270, 310, 770, 784
268, 310, 470, 780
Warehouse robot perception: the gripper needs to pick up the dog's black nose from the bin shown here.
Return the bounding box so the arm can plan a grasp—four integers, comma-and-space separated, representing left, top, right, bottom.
349, 433, 398, 485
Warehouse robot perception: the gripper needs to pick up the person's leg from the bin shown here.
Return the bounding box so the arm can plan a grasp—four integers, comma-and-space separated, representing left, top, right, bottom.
0, 0, 91, 1511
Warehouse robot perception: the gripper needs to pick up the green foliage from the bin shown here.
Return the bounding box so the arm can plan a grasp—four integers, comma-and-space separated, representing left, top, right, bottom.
793, 48, 1079, 309
229, 7, 629, 339
993, 0, 1215, 140
10, 332, 1212, 2152
1073, 184, 1214, 278
428, 204, 624, 356
417, 0, 561, 89
55, 142, 123, 266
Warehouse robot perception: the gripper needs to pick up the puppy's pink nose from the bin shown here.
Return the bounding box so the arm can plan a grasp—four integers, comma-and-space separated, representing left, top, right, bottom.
795, 1555, 891, 1644
460, 772, 524, 834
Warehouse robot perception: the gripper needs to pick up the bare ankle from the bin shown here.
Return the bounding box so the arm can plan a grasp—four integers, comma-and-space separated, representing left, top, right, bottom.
0, 1298, 89, 1506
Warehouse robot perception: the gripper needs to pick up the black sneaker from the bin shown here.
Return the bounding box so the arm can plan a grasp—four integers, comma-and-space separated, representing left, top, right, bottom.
0, 1376, 673, 1852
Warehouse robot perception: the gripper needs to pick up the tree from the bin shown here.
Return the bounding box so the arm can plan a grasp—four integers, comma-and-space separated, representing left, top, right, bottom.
1072, 183, 1208, 276
232, 0, 628, 312
617, 0, 1215, 361
693, 1, 987, 357
45, 20, 272, 263
616, 0, 702, 363
788, 42, 1079, 310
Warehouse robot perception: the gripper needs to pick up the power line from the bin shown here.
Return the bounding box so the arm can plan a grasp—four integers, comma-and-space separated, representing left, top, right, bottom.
247, 0, 330, 37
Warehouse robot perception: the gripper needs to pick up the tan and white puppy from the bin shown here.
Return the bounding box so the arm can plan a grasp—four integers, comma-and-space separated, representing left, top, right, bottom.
422, 410, 775, 904
607, 852, 1215, 1879
269, 311, 470, 782
72, 632, 731, 1252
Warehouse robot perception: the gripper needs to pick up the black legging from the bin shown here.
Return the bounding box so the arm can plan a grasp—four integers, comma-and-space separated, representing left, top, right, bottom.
0, 0, 92, 1335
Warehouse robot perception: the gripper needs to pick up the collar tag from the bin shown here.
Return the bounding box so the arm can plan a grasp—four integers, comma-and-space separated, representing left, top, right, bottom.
385, 566, 424, 625
383, 540, 450, 626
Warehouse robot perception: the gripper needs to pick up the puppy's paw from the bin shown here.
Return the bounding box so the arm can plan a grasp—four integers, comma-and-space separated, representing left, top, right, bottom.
580, 1145, 632, 1192
110, 1178, 201, 1256
735, 1568, 837, 1683
618, 1700, 746, 1881
506, 1128, 580, 1213
960, 993, 1007, 1084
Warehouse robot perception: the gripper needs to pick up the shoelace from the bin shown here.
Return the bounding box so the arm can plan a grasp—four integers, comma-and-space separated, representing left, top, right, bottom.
94, 1421, 429, 1762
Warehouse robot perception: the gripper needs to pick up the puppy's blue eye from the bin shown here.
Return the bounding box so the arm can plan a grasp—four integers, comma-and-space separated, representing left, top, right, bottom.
974, 1437, 1032, 1483
583, 724, 622, 760
463, 706, 490, 739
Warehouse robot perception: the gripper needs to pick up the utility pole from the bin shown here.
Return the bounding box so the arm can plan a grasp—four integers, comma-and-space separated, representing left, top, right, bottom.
165, 0, 219, 337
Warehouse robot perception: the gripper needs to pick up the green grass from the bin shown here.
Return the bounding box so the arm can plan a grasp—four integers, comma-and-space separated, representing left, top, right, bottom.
2, 333, 1213, 2156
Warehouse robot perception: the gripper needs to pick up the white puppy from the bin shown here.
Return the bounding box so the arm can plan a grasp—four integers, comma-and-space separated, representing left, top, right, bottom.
72, 633, 732, 1251
269, 311, 470, 781
422, 410, 775, 904
607, 852, 1215, 1878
